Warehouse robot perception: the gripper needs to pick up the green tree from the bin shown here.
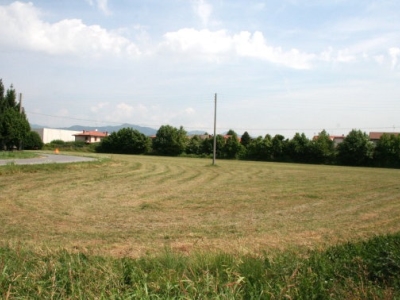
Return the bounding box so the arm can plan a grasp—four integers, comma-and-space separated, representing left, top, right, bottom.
288, 133, 312, 163
202, 135, 225, 158
0, 79, 4, 104
97, 127, 151, 154
311, 130, 335, 164
0, 81, 31, 150
201, 136, 213, 155
222, 131, 244, 159
271, 134, 288, 161
225, 129, 235, 135
240, 131, 252, 148
374, 133, 400, 168
152, 125, 187, 156
186, 135, 203, 155
23, 131, 44, 150
0, 108, 30, 150
5, 85, 18, 109
337, 129, 374, 166
246, 135, 273, 161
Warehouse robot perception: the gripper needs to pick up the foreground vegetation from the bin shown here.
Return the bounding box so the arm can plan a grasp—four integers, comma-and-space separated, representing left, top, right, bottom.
1, 233, 400, 298
1, 154, 400, 297
0, 151, 38, 160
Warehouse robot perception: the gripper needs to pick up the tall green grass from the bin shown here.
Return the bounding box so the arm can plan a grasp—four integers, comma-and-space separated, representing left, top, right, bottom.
0, 151, 38, 160
1, 233, 399, 299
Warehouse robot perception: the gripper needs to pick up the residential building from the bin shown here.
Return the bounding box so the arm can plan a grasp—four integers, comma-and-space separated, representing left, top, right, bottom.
73, 130, 108, 143
312, 134, 345, 147
369, 132, 400, 144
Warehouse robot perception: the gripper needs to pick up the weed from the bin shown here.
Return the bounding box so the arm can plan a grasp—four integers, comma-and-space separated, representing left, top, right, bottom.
1, 233, 400, 298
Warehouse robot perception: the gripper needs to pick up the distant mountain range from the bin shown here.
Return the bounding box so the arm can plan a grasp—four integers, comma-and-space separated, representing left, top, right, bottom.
30, 123, 207, 136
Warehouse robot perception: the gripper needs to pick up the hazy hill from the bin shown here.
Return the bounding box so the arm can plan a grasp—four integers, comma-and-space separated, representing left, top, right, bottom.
31, 123, 209, 136
61, 123, 157, 136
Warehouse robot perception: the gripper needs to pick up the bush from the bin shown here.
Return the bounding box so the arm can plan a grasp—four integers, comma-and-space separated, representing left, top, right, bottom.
23, 131, 44, 150
43, 140, 96, 152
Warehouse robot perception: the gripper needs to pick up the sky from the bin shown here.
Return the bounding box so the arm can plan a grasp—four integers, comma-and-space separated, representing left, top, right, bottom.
1, 0, 400, 138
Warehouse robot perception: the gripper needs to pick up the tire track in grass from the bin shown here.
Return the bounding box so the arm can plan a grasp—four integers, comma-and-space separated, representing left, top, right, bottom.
3, 154, 400, 256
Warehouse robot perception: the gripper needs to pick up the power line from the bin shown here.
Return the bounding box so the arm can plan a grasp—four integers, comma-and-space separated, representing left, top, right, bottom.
26, 111, 400, 135
27, 111, 124, 125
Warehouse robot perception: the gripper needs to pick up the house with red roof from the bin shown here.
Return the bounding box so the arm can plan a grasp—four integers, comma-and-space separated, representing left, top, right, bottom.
73, 130, 108, 144
369, 132, 400, 144
312, 135, 345, 147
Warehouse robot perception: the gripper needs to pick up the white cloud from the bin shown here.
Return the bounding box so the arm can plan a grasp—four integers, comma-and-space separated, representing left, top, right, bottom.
96, 103, 199, 128
192, 0, 212, 26
56, 108, 70, 117
233, 31, 315, 69
0, 2, 138, 57
185, 107, 195, 114
95, 102, 153, 124
102, 102, 134, 123
97, 0, 111, 15
373, 55, 385, 65
320, 47, 333, 62
85, 0, 111, 15
162, 28, 232, 57
389, 47, 400, 69
114, 103, 133, 117
336, 49, 356, 63
162, 29, 314, 69
91, 102, 109, 113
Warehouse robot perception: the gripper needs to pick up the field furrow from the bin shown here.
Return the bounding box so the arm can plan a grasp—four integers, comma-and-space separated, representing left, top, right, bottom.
1, 153, 400, 257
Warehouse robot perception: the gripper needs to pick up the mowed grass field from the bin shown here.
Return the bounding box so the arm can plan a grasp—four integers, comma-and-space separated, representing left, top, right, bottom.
1, 153, 400, 258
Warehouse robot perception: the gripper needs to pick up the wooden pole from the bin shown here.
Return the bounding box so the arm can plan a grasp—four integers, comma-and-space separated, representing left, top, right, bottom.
19, 93, 23, 150
213, 93, 217, 165
19, 93, 22, 113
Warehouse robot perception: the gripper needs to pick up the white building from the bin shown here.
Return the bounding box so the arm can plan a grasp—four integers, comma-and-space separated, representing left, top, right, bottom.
33, 128, 81, 144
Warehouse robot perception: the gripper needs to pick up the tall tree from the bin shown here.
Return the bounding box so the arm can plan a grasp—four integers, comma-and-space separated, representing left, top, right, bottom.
337, 129, 374, 166
0, 79, 4, 105
246, 135, 273, 161
271, 134, 288, 161
186, 135, 203, 155
0, 81, 31, 150
0, 108, 30, 150
288, 133, 312, 163
374, 133, 400, 168
199, 134, 223, 156
240, 131, 252, 148
96, 127, 151, 154
23, 131, 44, 150
152, 125, 187, 156
311, 130, 335, 164
226, 129, 236, 136
222, 131, 244, 159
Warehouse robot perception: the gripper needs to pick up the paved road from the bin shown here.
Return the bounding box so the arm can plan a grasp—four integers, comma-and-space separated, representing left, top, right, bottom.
0, 154, 96, 166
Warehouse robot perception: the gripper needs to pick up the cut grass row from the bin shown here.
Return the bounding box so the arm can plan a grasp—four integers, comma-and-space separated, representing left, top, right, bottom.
1, 152, 400, 297
1, 152, 400, 256
1, 233, 400, 299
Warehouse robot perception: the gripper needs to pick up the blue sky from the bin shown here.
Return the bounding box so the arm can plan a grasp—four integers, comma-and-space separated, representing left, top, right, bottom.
1, 0, 399, 137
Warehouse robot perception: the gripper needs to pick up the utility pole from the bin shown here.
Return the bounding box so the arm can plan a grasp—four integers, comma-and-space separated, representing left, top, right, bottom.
19, 93, 23, 150
213, 93, 217, 165
19, 93, 23, 113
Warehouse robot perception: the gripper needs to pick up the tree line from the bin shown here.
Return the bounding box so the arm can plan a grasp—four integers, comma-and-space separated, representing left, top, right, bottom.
95, 125, 400, 168
1, 79, 398, 168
